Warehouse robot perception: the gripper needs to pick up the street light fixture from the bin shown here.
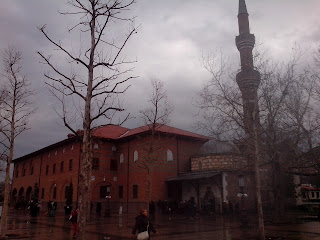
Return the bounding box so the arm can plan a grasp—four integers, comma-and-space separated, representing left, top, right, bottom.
238, 175, 248, 227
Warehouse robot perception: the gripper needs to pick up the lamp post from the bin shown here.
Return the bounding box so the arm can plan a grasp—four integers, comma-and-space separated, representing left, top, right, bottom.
237, 175, 248, 227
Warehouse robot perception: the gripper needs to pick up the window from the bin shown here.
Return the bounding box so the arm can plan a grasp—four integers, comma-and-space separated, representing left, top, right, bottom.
60, 161, 64, 172
53, 164, 56, 174
134, 150, 138, 162
133, 185, 138, 199
110, 159, 117, 171
92, 158, 99, 170
15, 169, 19, 178
71, 145, 74, 151
69, 159, 73, 171
53, 186, 57, 199
22, 168, 26, 177
62, 148, 65, 154
41, 188, 44, 199
119, 153, 124, 164
65, 186, 70, 199
167, 149, 173, 162
100, 185, 111, 198
119, 185, 123, 199
55, 151, 57, 156
48, 153, 51, 158
30, 166, 34, 175
46, 165, 49, 175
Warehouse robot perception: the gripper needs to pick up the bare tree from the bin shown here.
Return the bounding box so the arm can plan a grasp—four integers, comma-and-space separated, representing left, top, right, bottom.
138, 79, 173, 204
37, 1, 138, 239
197, 47, 320, 226
0, 46, 36, 237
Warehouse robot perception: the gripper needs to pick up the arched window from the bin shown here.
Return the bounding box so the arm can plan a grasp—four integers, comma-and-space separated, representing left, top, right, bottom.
167, 149, 173, 162
120, 153, 124, 164
93, 143, 99, 150
134, 150, 138, 162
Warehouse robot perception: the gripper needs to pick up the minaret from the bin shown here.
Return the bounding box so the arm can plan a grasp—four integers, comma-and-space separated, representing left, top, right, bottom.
235, 0, 260, 135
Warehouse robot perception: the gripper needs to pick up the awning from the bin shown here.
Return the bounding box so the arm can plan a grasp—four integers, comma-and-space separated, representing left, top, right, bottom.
166, 171, 220, 182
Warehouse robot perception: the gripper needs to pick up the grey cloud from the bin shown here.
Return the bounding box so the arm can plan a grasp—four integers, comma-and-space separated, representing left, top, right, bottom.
1, 0, 319, 159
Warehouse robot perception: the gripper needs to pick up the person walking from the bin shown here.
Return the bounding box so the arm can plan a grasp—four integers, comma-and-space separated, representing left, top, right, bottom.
70, 207, 79, 239
132, 209, 156, 240
149, 201, 155, 220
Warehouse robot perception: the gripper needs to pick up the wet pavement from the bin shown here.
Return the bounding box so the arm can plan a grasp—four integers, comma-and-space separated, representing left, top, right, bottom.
1, 210, 320, 240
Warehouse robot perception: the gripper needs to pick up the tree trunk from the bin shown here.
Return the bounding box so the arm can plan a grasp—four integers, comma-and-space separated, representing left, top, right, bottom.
253, 121, 265, 240
0, 148, 13, 237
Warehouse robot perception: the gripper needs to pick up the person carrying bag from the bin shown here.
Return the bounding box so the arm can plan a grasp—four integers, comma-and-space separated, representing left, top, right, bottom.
132, 209, 156, 240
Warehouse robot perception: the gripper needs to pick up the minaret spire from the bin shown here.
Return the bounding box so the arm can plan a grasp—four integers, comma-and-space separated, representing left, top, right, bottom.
238, 0, 248, 15
235, 0, 261, 135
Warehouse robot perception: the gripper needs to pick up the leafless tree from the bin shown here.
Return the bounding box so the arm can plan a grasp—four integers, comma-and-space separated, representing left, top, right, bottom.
196, 47, 320, 226
37, 1, 138, 239
0, 46, 36, 237
138, 79, 173, 204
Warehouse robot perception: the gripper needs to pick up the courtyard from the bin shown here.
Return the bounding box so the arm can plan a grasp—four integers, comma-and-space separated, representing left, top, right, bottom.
0, 209, 319, 240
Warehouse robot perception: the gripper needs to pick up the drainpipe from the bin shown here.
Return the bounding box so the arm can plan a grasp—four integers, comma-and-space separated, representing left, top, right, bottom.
38, 153, 43, 199
126, 140, 130, 213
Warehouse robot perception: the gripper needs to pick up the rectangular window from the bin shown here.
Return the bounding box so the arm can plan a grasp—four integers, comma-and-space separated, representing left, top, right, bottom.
92, 158, 99, 170
53, 187, 57, 199
22, 169, 26, 177
69, 159, 73, 171
119, 185, 123, 199
100, 185, 111, 198
30, 166, 34, 175
60, 161, 64, 172
16, 170, 19, 178
65, 186, 70, 199
133, 185, 138, 199
53, 164, 56, 174
41, 188, 44, 199
46, 165, 49, 175
110, 159, 117, 171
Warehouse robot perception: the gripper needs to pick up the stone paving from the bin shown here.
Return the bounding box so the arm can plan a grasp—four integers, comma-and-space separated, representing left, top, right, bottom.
1, 210, 320, 240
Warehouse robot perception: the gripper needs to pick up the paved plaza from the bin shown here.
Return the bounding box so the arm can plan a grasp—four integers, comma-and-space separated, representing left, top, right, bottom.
1, 210, 320, 240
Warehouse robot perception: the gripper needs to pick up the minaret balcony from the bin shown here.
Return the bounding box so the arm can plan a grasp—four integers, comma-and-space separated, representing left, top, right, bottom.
236, 69, 261, 91
236, 33, 255, 50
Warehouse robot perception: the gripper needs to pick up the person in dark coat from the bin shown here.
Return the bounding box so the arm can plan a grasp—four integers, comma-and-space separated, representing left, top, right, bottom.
132, 209, 156, 240
149, 201, 155, 220
96, 201, 101, 218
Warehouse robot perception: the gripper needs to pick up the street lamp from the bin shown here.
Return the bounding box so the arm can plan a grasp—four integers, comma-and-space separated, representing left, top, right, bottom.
237, 175, 248, 227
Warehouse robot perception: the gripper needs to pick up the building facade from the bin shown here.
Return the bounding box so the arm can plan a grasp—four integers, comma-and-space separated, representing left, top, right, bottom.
11, 124, 208, 213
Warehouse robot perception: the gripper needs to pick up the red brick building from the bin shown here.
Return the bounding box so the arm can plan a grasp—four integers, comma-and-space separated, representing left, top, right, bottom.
11, 124, 209, 213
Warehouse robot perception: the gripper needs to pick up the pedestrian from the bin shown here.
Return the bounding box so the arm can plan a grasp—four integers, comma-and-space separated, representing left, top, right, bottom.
96, 201, 101, 218
69, 206, 79, 239
132, 209, 156, 240
46, 200, 52, 216
149, 201, 155, 220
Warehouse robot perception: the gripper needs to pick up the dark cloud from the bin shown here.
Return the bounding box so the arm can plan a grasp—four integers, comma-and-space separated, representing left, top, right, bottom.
0, 0, 319, 159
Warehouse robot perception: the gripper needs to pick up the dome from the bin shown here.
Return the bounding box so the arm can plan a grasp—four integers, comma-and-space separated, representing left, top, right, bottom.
200, 140, 240, 155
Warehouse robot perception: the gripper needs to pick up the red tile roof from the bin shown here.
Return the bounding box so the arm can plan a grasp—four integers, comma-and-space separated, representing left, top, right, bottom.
92, 124, 209, 140
92, 125, 129, 139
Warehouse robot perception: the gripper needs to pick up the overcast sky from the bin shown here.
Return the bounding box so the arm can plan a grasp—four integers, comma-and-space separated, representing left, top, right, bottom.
1, 0, 320, 159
